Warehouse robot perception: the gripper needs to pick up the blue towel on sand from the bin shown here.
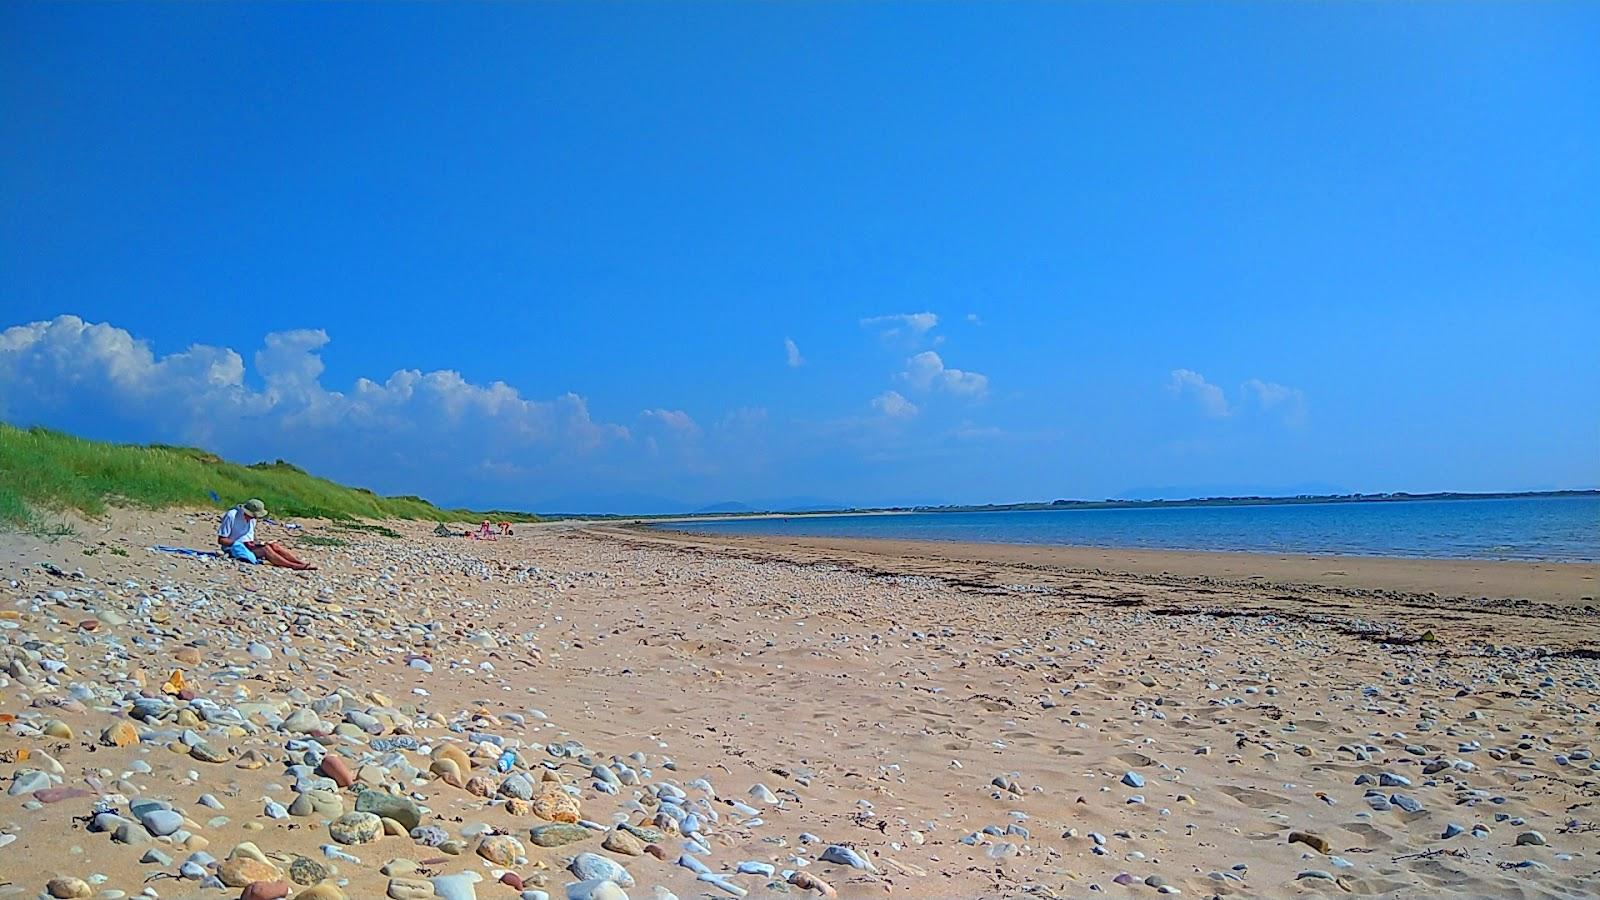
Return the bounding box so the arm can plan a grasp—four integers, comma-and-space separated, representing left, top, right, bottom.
152, 545, 221, 559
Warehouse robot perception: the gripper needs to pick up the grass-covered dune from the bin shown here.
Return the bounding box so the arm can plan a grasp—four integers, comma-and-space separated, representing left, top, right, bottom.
0, 423, 536, 529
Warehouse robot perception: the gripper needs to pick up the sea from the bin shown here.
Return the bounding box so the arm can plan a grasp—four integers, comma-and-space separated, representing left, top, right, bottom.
657, 495, 1600, 562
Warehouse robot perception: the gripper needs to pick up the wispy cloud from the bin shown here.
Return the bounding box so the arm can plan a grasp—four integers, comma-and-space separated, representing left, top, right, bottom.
871, 389, 919, 419
861, 312, 939, 344
902, 350, 989, 398
1167, 368, 1232, 417
716, 407, 768, 432
784, 337, 804, 367
951, 422, 1003, 440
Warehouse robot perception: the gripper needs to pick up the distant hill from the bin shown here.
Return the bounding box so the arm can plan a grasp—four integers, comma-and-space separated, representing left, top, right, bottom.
694, 501, 756, 514
532, 492, 692, 516
749, 496, 850, 513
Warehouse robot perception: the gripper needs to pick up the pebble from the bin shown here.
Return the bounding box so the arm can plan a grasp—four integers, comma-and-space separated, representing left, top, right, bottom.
139, 808, 184, 837
328, 812, 383, 845
1288, 831, 1331, 854
477, 833, 524, 865
46, 878, 91, 899
564, 880, 628, 900
431, 872, 482, 900
570, 851, 634, 886
356, 789, 421, 831
819, 844, 879, 874
529, 823, 591, 847
388, 878, 434, 900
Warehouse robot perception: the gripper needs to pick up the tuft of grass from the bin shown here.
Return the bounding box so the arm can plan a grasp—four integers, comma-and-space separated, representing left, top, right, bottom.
330, 521, 403, 539
0, 423, 540, 527
294, 534, 350, 548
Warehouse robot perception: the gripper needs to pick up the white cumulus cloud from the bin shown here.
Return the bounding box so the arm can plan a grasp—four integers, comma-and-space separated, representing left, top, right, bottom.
901, 350, 988, 398
1167, 369, 1308, 426
0, 315, 632, 493
784, 337, 804, 367
1243, 378, 1309, 426
1167, 368, 1232, 417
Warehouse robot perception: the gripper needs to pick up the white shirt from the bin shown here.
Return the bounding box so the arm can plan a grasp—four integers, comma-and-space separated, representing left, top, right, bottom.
218, 507, 256, 545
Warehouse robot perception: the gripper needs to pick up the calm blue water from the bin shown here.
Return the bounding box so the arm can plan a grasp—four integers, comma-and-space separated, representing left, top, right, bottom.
658, 496, 1600, 562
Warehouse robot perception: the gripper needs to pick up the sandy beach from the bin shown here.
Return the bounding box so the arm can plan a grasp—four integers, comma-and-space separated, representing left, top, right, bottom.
3, 512, 1598, 900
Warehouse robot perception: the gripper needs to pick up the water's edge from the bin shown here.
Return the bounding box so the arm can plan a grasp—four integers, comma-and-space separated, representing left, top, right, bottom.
650, 497, 1600, 563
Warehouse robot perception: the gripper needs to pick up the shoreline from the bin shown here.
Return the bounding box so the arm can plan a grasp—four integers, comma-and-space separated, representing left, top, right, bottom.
642, 519, 1600, 566
614, 525, 1600, 607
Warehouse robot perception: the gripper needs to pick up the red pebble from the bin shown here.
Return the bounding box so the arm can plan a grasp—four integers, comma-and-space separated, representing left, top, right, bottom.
317, 753, 355, 788
499, 873, 524, 890
240, 881, 290, 900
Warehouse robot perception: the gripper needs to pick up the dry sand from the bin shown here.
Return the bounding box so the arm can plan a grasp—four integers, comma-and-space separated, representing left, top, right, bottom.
2, 511, 1598, 900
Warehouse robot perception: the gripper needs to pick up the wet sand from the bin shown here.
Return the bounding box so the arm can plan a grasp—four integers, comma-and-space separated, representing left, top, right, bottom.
618, 526, 1600, 604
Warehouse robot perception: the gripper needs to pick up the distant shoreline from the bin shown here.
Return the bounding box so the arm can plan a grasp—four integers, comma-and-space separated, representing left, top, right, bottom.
546, 488, 1598, 522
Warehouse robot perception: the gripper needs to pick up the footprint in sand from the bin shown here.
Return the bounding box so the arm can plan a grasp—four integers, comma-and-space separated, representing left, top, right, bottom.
1338, 821, 1394, 846
1290, 718, 1337, 732
1219, 785, 1291, 808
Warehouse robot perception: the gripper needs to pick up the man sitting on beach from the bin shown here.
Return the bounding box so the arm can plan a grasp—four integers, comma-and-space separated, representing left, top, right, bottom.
218, 499, 316, 570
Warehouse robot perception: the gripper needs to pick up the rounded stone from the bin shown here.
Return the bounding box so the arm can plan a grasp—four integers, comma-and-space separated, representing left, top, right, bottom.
288, 857, 333, 885
318, 754, 355, 788
528, 823, 590, 847
387, 877, 434, 900
101, 722, 140, 747
240, 882, 291, 900
530, 784, 580, 823
476, 833, 523, 865
140, 808, 184, 837
356, 789, 422, 831
602, 827, 645, 856
219, 857, 284, 887
569, 852, 633, 887
329, 812, 383, 845
46, 878, 92, 899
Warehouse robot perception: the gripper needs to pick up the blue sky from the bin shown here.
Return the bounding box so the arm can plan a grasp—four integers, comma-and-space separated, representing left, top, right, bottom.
2, 3, 1596, 512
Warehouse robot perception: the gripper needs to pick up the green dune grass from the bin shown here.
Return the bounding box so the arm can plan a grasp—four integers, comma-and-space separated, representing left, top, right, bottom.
0, 423, 536, 529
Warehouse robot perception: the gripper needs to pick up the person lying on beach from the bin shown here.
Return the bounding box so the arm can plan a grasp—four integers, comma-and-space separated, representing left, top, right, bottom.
217, 499, 316, 570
